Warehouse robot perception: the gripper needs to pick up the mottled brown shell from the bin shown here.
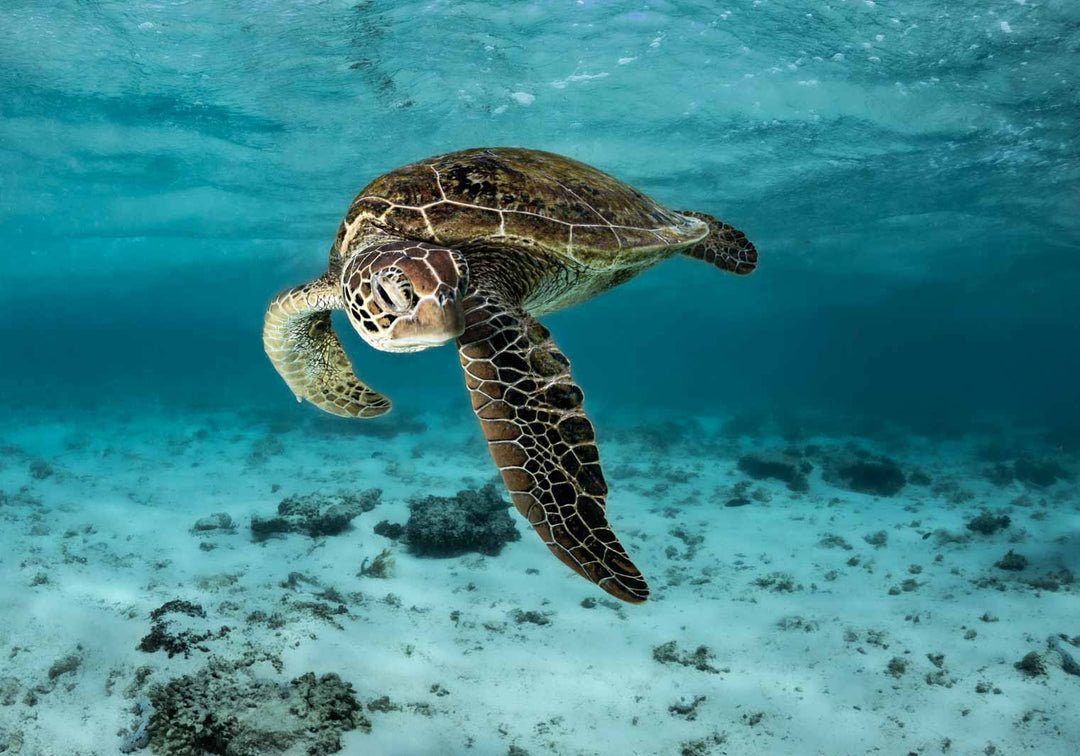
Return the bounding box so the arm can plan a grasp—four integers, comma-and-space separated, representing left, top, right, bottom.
333, 147, 707, 270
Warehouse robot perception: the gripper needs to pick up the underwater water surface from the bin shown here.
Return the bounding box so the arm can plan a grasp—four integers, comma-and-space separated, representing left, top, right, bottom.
1, 2, 1078, 755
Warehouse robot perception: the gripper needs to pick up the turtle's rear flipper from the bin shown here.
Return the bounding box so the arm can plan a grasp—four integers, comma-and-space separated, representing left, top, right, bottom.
457, 291, 649, 604
679, 210, 758, 275
263, 276, 392, 418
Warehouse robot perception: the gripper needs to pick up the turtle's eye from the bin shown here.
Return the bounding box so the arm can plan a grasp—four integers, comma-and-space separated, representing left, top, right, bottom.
372, 268, 413, 314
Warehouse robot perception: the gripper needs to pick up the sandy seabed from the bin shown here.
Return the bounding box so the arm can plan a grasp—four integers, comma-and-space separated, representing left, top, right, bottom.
1, 407, 1077, 756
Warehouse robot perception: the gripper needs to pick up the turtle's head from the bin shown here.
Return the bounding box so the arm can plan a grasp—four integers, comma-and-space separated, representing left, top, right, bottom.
342, 241, 469, 353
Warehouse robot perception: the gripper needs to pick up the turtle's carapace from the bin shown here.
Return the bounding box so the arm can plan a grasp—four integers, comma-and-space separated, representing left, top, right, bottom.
263, 147, 759, 604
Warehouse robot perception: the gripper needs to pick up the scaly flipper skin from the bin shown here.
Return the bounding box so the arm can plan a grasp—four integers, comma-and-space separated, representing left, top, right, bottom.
263, 276, 392, 418
678, 210, 758, 275
457, 289, 650, 603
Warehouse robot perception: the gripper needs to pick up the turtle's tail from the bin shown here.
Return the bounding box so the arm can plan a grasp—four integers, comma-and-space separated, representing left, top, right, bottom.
678, 210, 758, 275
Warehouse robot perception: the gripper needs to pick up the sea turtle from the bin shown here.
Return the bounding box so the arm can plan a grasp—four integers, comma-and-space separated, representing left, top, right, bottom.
264, 147, 757, 603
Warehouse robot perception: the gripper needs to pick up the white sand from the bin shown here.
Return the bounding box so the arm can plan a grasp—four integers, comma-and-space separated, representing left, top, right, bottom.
1, 408, 1077, 755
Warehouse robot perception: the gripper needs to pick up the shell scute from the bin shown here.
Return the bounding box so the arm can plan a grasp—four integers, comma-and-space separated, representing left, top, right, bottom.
372, 206, 429, 244
364, 169, 440, 207
423, 202, 501, 244
340, 147, 707, 266
503, 213, 571, 251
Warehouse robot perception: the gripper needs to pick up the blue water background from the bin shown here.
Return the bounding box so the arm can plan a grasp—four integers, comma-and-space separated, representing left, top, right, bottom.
1, 1, 1078, 436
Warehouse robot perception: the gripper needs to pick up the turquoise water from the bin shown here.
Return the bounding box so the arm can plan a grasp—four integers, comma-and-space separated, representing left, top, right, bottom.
1, 2, 1078, 755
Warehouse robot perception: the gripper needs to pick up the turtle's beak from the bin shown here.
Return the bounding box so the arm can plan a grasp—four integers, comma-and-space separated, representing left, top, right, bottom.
388, 289, 465, 349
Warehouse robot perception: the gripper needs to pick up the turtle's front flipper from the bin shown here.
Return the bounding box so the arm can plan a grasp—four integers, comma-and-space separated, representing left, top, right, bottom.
457, 291, 649, 603
678, 210, 758, 275
263, 276, 392, 418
